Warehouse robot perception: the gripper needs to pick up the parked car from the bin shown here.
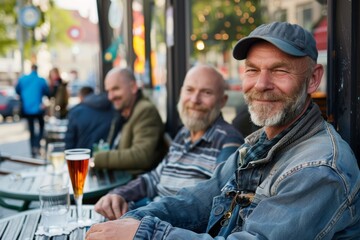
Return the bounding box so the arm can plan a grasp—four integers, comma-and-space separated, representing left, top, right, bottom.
0, 86, 21, 121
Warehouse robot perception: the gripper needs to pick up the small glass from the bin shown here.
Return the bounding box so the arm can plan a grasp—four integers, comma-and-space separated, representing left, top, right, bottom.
47, 142, 66, 174
39, 184, 70, 234
65, 148, 90, 225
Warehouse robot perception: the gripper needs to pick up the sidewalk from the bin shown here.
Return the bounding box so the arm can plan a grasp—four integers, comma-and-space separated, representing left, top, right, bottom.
0, 120, 31, 158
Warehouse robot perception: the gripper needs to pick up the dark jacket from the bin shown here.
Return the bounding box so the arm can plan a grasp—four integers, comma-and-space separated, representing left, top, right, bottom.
65, 93, 115, 150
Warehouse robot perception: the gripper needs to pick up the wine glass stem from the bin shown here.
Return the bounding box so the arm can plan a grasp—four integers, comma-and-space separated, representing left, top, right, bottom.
75, 195, 83, 223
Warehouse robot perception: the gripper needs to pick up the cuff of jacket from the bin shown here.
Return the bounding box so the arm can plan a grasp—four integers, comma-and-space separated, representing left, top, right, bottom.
133, 216, 170, 240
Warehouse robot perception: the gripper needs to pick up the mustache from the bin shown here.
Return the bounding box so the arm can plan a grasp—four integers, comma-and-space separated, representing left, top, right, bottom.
184, 103, 208, 112
111, 96, 125, 104
245, 90, 290, 102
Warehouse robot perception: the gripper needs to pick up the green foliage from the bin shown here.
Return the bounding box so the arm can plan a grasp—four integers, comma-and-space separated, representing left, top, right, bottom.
191, 0, 263, 55
0, 0, 77, 59
0, 0, 17, 55
45, 7, 77, 47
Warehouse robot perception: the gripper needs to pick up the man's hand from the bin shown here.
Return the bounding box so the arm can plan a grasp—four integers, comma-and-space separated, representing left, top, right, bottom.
85, 218, 140, 240
94, 194, 129, 220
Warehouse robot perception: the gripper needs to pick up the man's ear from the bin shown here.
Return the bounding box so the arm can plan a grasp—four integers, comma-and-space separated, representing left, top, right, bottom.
220, 94, 228, 108
130, 81, 139, 94
307, 64, 324, 94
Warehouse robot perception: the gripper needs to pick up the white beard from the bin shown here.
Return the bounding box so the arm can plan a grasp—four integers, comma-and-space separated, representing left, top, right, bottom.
245, 82, 308, 127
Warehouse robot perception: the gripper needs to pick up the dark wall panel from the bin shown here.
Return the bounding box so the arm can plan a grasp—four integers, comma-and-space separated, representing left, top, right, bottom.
328, 0, 360, 162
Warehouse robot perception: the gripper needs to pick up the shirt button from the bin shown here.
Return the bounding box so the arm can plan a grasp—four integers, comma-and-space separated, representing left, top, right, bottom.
214, 205, 224, 215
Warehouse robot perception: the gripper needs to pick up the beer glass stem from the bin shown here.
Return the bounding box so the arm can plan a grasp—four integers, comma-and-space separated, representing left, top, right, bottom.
75, 195, 83, 223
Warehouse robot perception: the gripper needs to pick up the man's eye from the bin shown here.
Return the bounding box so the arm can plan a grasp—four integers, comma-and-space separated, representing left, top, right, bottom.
245, 68, 257, 72
273, 69, 289, 74
245, 69, 257, 74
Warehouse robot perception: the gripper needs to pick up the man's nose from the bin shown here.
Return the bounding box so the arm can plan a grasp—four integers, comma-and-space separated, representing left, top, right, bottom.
189, 92, 201, 103
254, 71, 273, 91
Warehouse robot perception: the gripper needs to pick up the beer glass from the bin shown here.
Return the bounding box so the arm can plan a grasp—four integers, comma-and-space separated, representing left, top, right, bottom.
47, 142, 65, 174
65, 148, 90, 224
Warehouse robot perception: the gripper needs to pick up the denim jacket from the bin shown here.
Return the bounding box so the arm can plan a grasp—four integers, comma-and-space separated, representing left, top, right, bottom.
124, 104, 360, 239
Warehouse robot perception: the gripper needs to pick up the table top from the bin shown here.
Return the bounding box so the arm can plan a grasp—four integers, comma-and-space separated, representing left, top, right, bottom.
0, 205, 103, 240
0, 165, 132, 210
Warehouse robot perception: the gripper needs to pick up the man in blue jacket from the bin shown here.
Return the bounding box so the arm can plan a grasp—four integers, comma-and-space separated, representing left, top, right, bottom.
16, 64, 49, 157
86, 22, 360, 240
65, 86, 115, 152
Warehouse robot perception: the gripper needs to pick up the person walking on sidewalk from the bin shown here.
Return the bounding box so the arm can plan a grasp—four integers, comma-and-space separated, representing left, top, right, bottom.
16, 64, 50, 157
48, 67, 69, 119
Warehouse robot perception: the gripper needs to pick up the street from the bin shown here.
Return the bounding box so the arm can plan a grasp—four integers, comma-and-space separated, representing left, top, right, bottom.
0, 119, 31, 158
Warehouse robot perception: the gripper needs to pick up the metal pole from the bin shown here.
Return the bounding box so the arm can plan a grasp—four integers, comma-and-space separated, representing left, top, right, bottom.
17, 0, 25, 76
96, 0, 114, 91
165, 0, 191, 137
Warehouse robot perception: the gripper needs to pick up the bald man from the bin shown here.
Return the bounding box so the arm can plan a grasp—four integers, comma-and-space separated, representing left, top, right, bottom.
93, 68, 165, 175
94, 64, 244, 220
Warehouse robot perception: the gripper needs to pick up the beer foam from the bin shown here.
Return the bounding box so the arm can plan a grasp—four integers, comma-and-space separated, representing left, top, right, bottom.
66, 154, 90, 160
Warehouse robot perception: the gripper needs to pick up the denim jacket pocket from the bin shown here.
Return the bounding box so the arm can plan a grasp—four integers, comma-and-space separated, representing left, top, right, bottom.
206, 177, 237, 231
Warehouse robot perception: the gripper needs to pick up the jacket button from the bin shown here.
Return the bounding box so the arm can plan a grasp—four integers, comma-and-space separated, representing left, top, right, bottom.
214, 205, 224, 215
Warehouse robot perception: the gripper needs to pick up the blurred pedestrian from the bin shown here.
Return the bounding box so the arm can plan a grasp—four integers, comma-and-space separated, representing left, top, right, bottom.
48, 67, 69, 119
93, 67, 165, 174
16, 64, 50, 157
65, 86, 115, 151
67, 69, 84, 97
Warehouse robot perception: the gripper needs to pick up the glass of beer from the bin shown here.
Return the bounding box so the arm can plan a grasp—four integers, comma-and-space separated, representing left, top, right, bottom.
47, 142, 66, 174
65, 148, 90, 224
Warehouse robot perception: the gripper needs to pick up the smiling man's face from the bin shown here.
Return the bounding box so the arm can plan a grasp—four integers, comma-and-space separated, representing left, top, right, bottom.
177, 66, 227, 132
242, 42, 311, 127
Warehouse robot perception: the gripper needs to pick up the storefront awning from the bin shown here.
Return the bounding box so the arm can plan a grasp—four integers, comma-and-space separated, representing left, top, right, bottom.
313, 16, 327, 51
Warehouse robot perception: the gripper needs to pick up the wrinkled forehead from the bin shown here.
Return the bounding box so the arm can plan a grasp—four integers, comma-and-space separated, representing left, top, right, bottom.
185, 67, 224, 88
105, 72, 129, 86
183, 74, 218, 91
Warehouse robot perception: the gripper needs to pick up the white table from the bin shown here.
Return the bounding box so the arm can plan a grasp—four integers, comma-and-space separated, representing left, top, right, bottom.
0, 205, 103, 239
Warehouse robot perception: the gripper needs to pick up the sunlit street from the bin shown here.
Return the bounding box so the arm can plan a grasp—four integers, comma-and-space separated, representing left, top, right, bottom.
0, 120, 31, 158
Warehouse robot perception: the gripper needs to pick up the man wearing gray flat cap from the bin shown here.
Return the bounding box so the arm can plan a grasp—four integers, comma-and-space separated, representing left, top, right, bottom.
86, 22, 360, 240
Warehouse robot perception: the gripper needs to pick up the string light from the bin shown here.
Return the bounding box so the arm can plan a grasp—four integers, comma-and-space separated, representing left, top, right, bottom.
191, 0, 261, 51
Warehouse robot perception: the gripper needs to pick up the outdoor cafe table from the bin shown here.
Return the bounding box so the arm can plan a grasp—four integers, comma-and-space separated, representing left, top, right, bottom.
0, 164, 132, 211
0, 205, 103, 239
